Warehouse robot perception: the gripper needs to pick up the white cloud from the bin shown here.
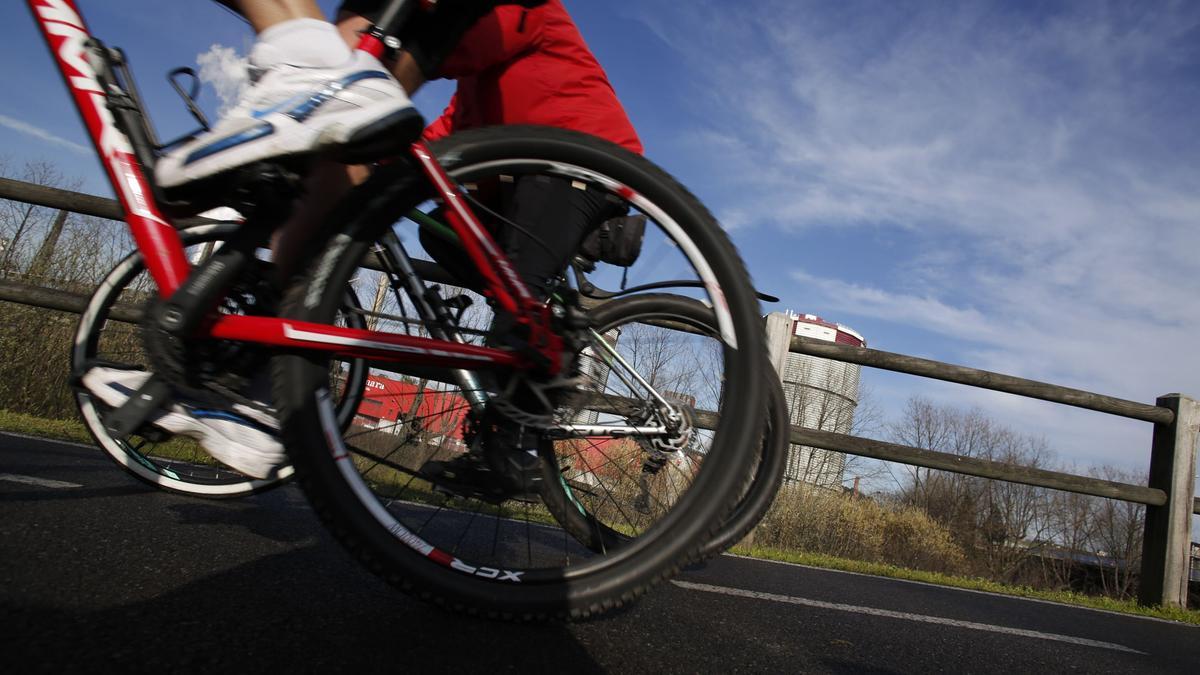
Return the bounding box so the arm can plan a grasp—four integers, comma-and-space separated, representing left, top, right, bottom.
0, 114, 90, 155
195, 44, 248, 116
790, 269, 999, 345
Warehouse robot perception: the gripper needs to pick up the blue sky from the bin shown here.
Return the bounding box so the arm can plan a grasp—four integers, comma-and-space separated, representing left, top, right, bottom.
3, 1, 1199, 493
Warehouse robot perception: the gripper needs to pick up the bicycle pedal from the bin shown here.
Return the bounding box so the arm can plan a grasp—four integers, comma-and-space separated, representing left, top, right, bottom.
157, 159, 308, 221
226, 161, 307, 223
102, 375, 173, 439
335, 108, 425, 164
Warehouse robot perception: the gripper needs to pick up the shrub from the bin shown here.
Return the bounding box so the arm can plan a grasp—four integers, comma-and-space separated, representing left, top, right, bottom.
747, 483, 967, 575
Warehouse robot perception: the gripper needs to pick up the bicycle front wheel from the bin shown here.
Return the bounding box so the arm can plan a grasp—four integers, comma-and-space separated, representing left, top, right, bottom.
273, 126, 765, 619
72, 223, 368, 498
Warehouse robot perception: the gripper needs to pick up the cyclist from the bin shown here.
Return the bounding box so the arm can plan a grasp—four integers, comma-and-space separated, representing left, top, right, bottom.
318, 0, 643, 298
84, 0, 643, 484
338, 0, 643, 496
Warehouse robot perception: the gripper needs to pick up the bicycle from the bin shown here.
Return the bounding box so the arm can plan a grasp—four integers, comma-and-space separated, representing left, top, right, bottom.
32, 0, 767, 619
75, 228, 790, 561
75, 223, 792, 554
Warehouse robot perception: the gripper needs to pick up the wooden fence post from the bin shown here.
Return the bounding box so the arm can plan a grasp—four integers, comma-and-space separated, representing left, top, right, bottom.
764, 312, 792, 377
1138, 393, 1200, 608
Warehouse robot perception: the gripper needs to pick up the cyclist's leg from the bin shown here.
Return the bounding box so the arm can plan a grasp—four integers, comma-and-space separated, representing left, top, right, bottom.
421, 176, 625, 495
271, 1, 506, 280
215, 0, 324, 32
415, 176, 622, 297
499, 175, 625, 298
156, 1, 418, 191
331, 1, 548, 100
337, 0, 520, 83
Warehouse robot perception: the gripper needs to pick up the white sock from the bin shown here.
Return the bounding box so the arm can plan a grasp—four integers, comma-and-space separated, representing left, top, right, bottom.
249, 18, 352, 69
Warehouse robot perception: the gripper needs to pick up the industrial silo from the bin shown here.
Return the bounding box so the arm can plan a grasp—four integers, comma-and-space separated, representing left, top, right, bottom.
777, 312, 864, 489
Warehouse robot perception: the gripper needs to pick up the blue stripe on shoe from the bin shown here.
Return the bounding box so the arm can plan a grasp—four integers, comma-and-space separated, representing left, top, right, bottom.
284, 70, 391, 122
249, 91, 311, 120
184, 121, 275, 166
106, 381, 137, 396
190, 408, 278, 437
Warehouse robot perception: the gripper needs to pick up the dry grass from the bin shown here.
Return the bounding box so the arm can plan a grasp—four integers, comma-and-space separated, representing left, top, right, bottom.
748, 483, 967, 575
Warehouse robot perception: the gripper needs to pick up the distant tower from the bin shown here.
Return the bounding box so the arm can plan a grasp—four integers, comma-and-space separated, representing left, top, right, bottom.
778, 312, 864, 488
574, 327, 621, 425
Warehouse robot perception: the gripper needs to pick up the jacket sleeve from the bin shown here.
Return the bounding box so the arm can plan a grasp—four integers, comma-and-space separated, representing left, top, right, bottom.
437, 6, 543, 78
422, 92, 459, 142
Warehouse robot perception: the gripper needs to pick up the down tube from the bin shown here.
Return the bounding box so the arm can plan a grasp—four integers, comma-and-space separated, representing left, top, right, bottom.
27, 0, 191, 294
207, 315, 522, 371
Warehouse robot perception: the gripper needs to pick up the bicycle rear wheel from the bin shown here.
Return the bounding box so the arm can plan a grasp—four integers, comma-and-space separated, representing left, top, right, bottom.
272, 126, 765, 619
539, 293, 789, 560
72, 223, 367, 497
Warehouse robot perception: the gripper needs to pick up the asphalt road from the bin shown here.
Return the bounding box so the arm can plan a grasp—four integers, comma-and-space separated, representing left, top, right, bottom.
3, 431, 1197, 673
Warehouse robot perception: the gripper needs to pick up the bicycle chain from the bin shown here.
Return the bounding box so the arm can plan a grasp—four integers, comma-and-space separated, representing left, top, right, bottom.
488, 371, 591, 430
140, 300, 277, 418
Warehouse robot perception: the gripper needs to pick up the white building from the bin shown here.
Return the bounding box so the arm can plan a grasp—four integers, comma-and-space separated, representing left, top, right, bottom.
574, 327, 621, 425
777, 312, 865, 488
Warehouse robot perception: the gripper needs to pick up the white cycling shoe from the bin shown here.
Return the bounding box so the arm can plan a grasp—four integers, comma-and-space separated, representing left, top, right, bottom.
82, 366, 286, 480
156, 50, 420, 189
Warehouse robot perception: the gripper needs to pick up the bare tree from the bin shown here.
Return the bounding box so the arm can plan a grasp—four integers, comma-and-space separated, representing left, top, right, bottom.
0, 159, 135, 417
1, 160, 75, 275
1086, 466, 1145, 599
839, 381, 889, 489
1039, 480, 1097, 590
615, 320, 701, 396
888, 396, 1053, 580
974, 431, 1053, 581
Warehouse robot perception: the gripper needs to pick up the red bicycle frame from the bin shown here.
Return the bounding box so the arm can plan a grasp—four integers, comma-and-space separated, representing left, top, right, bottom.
29, 0, 561, 374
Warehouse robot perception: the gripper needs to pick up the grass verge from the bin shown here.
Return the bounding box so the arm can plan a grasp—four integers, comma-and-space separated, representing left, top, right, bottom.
0, 409, 94, 445
0, 408, 217, 465
731, 545, 1200, 625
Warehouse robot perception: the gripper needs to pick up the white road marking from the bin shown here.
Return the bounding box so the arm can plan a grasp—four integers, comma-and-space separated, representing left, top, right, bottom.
673, 580, 1145, 655
0, 473, 83, 489
722, 553, 1196, 627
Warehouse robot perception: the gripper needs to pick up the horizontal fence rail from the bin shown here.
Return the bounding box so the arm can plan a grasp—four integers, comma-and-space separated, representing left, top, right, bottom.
0, 176, 213, 228
2, 177, 1197, 608
0, 176, 123, 221
0, 278, 143, 323
790, 336, 1173, 425
788, 425, 1168, 506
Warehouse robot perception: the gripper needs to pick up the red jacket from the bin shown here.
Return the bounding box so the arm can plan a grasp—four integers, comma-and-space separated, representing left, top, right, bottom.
422, 1, 643, 154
